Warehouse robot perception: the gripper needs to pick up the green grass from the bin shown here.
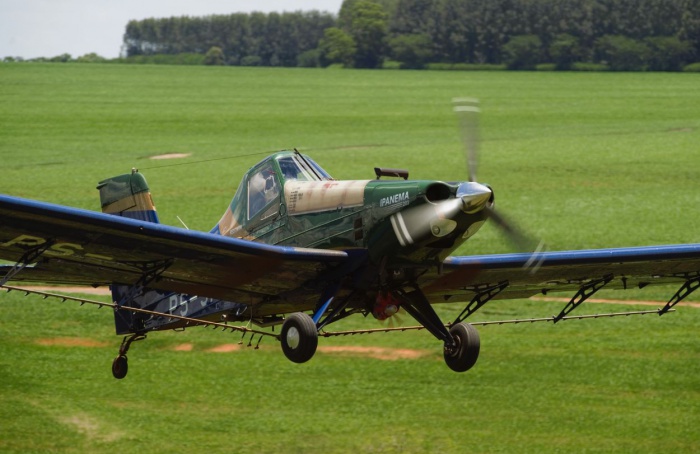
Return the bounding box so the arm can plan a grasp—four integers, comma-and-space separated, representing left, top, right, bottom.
1, 64, 699, 453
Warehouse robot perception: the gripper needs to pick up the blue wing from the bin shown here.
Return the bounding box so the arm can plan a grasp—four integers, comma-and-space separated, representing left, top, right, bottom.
421, 245, 700, 305
0, 195, 349, 311
4, 194, 700, 318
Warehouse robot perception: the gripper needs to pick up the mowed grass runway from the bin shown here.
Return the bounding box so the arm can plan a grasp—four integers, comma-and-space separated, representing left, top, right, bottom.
0, 63, 699, 453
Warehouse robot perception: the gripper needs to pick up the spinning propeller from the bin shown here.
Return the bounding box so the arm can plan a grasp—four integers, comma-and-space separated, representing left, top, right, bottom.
453, 97, 546, 269
378, 98, 545, 326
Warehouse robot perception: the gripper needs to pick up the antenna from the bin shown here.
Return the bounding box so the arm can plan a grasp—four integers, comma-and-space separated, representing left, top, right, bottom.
176, 216, 190, 230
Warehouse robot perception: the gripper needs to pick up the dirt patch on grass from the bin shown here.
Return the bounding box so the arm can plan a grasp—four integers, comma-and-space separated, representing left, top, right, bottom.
25, 398, 125, 443
206, 343, 242, 353
318, 346, 431, 361
149, 153, 191, 160
59, 412, 125, 443
36, 337, 109, 348
173, 343, 194, 351
168, 343, 428, 360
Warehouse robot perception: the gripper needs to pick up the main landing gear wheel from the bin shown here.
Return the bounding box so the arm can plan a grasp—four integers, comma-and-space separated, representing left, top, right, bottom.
112, 355, 128, 379
444, 322, 480, 372
281, 312, 318, 364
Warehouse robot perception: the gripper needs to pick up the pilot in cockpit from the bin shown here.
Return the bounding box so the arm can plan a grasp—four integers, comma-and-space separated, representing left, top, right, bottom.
248, 165, 279, 218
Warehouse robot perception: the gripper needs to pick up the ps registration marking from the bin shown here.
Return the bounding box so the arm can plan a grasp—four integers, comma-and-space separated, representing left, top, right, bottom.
0, 234, 113, 261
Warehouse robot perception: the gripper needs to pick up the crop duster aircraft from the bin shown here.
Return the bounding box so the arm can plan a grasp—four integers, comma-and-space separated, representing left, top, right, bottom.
1, 99, 699, 379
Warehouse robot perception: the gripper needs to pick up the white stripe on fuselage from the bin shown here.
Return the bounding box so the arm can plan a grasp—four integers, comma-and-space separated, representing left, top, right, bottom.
390, 212, 414, 247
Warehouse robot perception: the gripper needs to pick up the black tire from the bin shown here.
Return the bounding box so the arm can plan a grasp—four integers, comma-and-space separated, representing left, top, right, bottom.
444, 322, 480, 372
280, 312, 318, 364
112, 355, 128, 379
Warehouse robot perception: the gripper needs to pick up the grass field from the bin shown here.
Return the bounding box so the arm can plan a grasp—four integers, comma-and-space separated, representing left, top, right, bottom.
0, 63, 699, 453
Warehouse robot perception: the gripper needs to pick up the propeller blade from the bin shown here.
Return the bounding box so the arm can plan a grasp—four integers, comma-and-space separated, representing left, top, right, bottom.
485, 205, 546, 272
453, 97, 480, 182
378, 306, 406, 328
453, 96, 545, 271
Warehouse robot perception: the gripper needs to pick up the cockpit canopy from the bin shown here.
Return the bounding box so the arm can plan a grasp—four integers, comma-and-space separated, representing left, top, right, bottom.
212, 151, 332, 237
247, 152, 331, 220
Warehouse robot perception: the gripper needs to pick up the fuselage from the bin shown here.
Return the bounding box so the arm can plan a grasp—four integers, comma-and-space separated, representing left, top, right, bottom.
212, 151, 492, 269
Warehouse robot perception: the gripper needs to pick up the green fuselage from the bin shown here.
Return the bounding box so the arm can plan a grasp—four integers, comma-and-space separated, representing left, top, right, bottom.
218, 152, 489, 271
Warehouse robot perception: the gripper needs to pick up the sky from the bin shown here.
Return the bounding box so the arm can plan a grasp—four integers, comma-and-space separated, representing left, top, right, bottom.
0, 0, 344, 60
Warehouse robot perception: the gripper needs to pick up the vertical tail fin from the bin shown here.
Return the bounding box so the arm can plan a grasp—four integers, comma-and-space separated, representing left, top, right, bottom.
96, 169, 160, 223
97, 169, 160, 334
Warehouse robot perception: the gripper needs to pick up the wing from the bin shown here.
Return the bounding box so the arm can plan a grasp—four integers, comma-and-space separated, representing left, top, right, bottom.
0, 195, 350, 307
421, 245, 700, 307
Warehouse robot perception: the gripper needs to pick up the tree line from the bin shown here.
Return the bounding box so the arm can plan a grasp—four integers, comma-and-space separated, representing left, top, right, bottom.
380, 0, 700, 70
24, 0, 698, 71
123, 11, 335, 67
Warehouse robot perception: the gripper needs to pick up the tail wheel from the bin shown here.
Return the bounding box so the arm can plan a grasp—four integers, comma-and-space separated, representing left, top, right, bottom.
281, 312, 318, 364
112, 355, 128, 379
444, 322, 480, 372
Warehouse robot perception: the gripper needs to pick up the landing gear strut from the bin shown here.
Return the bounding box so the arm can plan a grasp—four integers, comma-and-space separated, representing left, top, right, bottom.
396, 288, 481, 372
111, 333, 146, 379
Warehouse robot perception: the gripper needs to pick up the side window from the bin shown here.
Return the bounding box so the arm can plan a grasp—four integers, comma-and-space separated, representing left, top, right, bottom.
278, 157, 300, 181
247, 165, 280, 220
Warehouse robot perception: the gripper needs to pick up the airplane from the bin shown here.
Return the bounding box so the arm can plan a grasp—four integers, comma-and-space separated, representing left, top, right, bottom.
1, 99, 699, 379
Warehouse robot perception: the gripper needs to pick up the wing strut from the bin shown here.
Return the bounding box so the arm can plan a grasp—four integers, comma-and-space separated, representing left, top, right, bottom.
312, 281, 342, 324
659, 274, 700, 315
452, 281, 509, 325
396, 287, 454, 345
316, 289, 359, 331
553, 274, 613, 323
0, 240, 54, 287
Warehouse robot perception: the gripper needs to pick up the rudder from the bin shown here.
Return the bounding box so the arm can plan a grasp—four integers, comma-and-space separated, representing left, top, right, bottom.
96, 169, 160, 223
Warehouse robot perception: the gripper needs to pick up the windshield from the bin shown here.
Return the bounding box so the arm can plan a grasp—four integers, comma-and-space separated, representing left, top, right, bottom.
277, 155, 332, 181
